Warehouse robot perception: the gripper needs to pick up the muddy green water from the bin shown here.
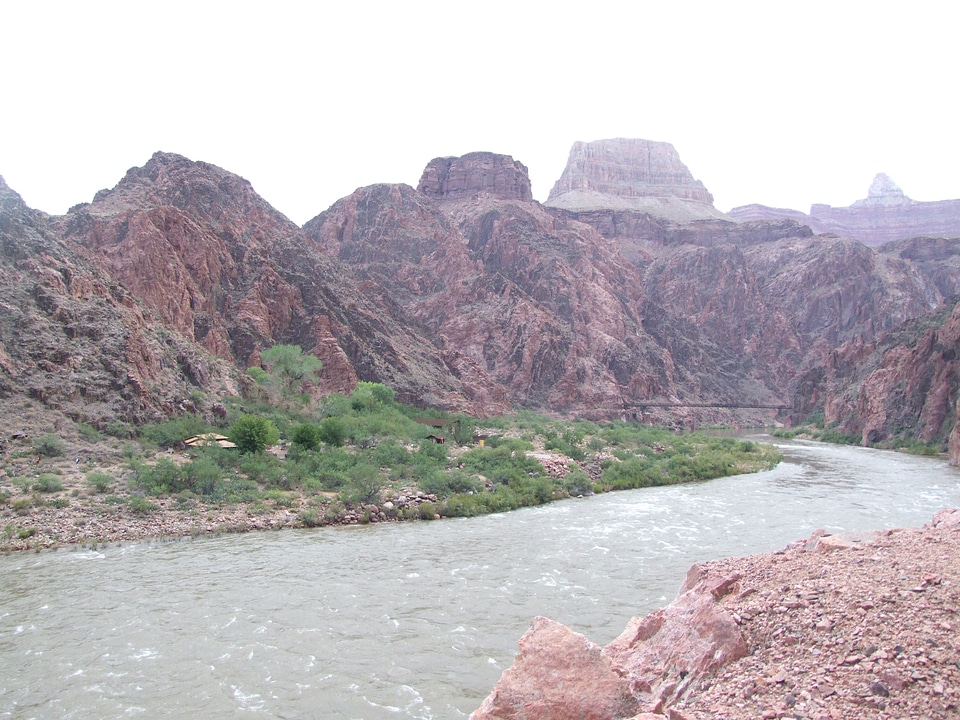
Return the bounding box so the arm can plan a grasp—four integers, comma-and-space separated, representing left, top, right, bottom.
2, 436, 959, 718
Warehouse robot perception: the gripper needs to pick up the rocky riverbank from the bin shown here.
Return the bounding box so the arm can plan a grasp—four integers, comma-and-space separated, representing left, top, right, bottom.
471, 509, 960, 720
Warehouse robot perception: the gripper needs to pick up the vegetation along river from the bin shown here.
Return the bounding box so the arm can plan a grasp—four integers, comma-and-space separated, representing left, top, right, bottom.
2, 435, 959, 719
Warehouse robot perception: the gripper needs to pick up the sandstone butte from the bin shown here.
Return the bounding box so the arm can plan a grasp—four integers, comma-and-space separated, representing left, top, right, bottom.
471, 509, 960, 720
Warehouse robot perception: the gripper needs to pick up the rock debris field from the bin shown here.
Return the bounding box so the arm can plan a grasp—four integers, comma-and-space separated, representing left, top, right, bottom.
676, 509, 960, 720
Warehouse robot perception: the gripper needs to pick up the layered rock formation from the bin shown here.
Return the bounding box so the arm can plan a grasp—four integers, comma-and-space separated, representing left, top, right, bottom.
472, 510, 960, 719
418, 152, 533, 202
729, 173, 960, 246
545, 139, 727, 222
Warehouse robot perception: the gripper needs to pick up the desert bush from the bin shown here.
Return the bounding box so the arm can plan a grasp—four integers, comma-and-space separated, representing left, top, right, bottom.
416, 468, 479, 498
77, 423, 103, 442
33, 475, 63, 493
318, 417, 346, 447
128, 496, 158, 514
230, 415, 280, 454
342, 462, 383, 504
12, 498, 32, 515
139, 416, 210, 448
87, 471, 112, 493
104, 420, 135, 439
33, 433, 66, 457
291, 423, 322, 451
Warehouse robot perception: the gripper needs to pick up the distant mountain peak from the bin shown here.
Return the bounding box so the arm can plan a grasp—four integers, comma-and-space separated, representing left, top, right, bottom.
853, 173, 914, 207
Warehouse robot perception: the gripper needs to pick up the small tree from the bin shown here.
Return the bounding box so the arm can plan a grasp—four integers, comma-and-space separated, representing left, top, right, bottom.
318, 417, 346, 447
230, 415, 280, 454
259, 345, 323, 402
291, 423, 322, 451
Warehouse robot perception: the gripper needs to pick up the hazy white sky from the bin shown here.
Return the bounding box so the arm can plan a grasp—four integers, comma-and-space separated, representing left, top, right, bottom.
2, 1, 958, 225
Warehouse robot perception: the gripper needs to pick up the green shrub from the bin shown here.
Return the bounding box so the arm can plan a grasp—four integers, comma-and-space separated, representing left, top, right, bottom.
12, 498, 31, 515
77, 423, 103, 442
180, 456, 223, 496
87, 471, 112, 493
230, 415, 280, 454
33, 475, 64, 493
342, 463, 383, 504
291, 423, 322, 451
300, 509, 321, 527
139, 416, 210, 448
105, 421, 135, 439
128, 496, 158, 514
34, 433, 66, 457
318, 417, 346, 447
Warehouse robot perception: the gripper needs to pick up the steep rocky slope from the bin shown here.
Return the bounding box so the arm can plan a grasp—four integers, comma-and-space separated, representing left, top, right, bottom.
730, 173, 960, 246
305, 153, 773, 420
0, 175, 238, 429
4, 141, 960, 435
791, 299, 960, 449
56, 153, 508, 414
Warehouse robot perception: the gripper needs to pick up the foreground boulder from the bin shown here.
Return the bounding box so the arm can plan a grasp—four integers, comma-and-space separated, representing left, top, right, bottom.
473, 510, 960, 719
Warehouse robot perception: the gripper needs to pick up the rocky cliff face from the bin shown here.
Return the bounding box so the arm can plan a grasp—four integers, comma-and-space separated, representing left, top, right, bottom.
56, 153, 510, 415
729, 173, 960, 246
418, 152, 533, 202
4, 143, 958, 436
307, 159, 700, 418
545, 139, 727, 222
0, 175, 239, 428
793, 299, 960, 448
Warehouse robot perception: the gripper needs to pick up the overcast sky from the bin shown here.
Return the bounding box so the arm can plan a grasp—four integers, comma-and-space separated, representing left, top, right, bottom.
2, 1, 958, 225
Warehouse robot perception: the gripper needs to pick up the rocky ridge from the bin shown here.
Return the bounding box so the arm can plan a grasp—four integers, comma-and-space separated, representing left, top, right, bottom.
471, 509, 960, 720
306, 152, 775, 420
3, 143, 960, 441
0, 174, 239, 427
56, 152, 509, 416
729, 174, 960, 247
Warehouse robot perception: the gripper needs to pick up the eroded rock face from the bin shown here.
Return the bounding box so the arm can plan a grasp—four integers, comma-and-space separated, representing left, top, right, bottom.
58, 153, 511, 415
306, 178, 687, 418
417, 152, 533, 202
729, 174, 960, 246
0, 174, 239, 426
545, 139, 726, 222
797, 299, 960, 450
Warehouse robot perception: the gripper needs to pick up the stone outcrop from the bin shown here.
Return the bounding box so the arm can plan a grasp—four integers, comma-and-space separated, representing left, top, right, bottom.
471, 561, 750, 719
729, 173, 960, 246
307, 154, 789, 421
795, 298, 960, 449
417, 152, 533, 202
57, 153, 510, 416
473, 511, 960, 719
545, 139, 727, 222
0, 174, 239, 427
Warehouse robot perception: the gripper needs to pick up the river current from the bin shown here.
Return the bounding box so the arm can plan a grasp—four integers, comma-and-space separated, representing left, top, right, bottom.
2, 436, 959, 719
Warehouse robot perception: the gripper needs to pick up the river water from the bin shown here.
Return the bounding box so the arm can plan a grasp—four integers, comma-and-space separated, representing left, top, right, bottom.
2, 436, 959, 719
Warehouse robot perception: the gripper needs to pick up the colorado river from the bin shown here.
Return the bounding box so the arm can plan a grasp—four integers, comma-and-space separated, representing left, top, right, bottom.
2, 436, 959, 719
